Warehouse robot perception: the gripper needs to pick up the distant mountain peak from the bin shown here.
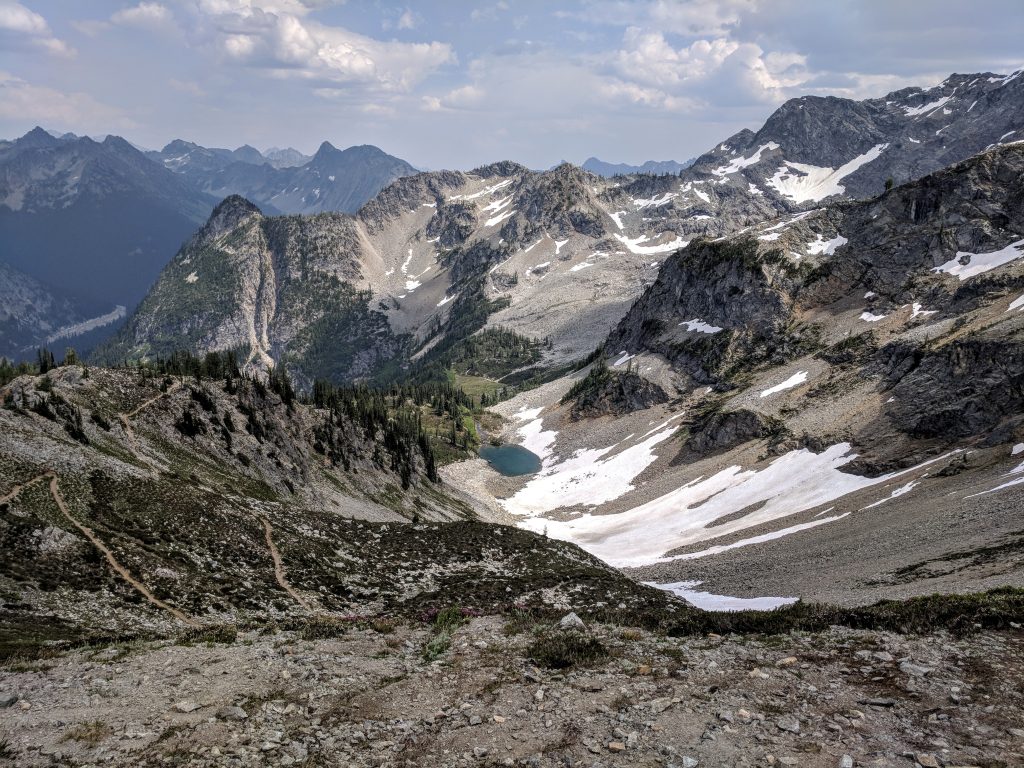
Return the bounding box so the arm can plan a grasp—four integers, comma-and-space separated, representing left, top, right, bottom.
582, 157, 695, 177
201, 195, 261, 239
17, 126, 61, 149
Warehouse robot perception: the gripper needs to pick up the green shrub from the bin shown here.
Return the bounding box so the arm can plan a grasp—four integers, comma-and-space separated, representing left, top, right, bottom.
527, 630, 608, 669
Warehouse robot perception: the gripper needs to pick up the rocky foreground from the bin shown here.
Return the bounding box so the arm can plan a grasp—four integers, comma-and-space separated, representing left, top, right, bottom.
2, 614, 1022, 768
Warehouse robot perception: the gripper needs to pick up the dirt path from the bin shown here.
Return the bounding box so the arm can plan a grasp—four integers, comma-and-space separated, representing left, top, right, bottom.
0, 472, 51, 505
117, 380, 181, 469
1, 472, 197, 627
124, 380, 181, 419
259, 516, 314, 611
46, 475, 198, 626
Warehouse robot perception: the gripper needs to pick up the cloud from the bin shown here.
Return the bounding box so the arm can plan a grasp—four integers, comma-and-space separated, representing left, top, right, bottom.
0, 2, 75, 57
188, 2, 454, 93
0, 71, 129, 129
421, 83, 485, 112
168, 78, 206, 96
397, 9, 417, 30
567, 0, 756, 37
111, 2, 175, 30
470, 2, 509, 23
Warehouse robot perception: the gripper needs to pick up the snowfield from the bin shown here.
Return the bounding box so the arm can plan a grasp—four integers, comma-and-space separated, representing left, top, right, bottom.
502, 426, 678, 518
516, 443, 946, 568
767, 144, 888, 203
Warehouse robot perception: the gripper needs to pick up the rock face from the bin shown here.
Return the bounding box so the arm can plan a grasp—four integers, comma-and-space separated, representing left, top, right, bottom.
596, 141, 1024, 473
606, 238, 803, 389
563, 365, 669, 420
681, 408, 782, 459
95, 196, 405, 385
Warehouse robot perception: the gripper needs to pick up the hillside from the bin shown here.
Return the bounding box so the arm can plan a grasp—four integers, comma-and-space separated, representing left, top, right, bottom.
450, 142, 1024, 609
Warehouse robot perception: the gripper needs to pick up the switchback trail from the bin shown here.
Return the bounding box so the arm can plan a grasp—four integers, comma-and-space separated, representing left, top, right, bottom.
1, 472, 197, 627
259, 515, 314, 611
117, 380, 181, 469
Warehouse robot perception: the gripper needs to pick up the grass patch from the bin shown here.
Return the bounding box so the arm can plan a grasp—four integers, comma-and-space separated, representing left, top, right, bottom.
176, 623, 238, 646
527, 629, 608, 669
61, 720, 113, 747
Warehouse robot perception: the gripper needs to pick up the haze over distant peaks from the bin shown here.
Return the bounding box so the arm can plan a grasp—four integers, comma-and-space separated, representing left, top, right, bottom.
582, 157, 696, 177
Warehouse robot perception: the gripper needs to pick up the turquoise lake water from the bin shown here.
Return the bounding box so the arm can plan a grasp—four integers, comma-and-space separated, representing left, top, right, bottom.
479, 443, 542, 476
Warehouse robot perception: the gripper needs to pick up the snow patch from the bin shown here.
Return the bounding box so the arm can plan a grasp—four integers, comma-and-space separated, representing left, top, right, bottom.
862, 480, 919, 510
679, 318, 723, 334
711, 142, 779, 176
806, 234, 847, 256
614, 233, 688, 255
484, 209, 516, 228
480, 195, 512, 214
608, 211, 626, 230
903, 95, 951, 117
451, 178, 513, 201
633, 192, 677, 209
759, 371, 808, 398
767, 144, 888, 203
647, 581, 798, 612
185, 272, 198, 284
860, 311, 887, 322
932, 238, 1024, 280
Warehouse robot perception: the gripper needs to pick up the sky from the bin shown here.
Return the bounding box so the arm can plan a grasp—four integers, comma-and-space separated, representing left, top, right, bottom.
1, 0, 1022, 170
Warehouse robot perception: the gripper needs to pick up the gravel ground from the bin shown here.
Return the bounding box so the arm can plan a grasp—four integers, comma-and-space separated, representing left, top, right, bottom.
3, 616, 1022, 767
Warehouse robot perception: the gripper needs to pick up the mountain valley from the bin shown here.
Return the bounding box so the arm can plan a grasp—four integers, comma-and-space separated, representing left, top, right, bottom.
3, 65, 1024, 768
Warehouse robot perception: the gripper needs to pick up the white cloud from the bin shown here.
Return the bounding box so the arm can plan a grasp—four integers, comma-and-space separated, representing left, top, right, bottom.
189, 3, 453, 93
470, 2, 509, 22
111, 2, 174, 30
567, 0, 756, 37
0, 71, 128, 129
397, 9, 417, 30
0, 2, 75, 57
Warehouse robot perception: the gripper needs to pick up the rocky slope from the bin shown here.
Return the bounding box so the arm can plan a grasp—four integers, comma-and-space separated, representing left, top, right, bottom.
452, 142, 1024, 609
3, 611, 1023, 767
94, 196, 406, 385
0, 360, 503, 642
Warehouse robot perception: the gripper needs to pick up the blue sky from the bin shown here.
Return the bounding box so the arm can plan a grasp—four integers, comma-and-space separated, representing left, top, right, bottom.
2, 1, 1022, 169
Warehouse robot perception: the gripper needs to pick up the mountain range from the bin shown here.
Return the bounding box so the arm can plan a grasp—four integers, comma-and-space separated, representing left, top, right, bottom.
0, 131, 420, 359
3, 67, 1024, 767
581, 156, 695, 176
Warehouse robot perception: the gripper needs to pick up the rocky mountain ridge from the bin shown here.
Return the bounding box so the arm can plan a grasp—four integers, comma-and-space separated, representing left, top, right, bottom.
148, 139, 419, 216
